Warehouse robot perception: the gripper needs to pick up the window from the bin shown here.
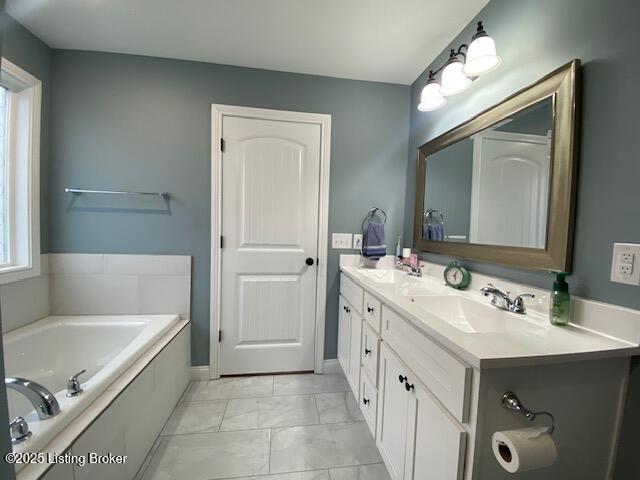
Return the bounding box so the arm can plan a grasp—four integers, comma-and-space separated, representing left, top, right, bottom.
0, 58, 41, 283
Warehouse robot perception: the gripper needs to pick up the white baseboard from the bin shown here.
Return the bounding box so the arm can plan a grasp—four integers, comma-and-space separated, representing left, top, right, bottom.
191, 366, 210, 380
323, 359, 339, 373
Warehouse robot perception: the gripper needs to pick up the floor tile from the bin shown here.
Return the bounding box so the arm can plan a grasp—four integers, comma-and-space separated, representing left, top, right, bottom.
270, 422, 381, 473
329, 463, 391, 480
219, 471, 330, 480
161, 400, 228, 435
273, 373, 349, 396
182, 376, 274, 401
141, 429, 270, 480
315, 392, 364, 424
220, 395, 319, 431
134, 435, 162, 480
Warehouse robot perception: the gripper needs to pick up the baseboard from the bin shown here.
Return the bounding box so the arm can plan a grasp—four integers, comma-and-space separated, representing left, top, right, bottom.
323, 359, 339, 373
191, 366, 210, 380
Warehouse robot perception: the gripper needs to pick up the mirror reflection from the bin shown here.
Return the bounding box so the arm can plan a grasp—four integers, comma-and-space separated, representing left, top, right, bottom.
423, 97, 553, 248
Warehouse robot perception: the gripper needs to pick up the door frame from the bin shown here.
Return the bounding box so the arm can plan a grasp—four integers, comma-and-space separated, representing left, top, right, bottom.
209, 104, 332, 379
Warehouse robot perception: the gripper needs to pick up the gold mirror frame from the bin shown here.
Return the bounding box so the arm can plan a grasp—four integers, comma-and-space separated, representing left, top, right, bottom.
413, 60, 580, 272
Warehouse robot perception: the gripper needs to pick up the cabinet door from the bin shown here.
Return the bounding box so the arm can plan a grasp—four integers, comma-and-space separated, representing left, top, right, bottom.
376, 344, 411, 480
348, 310, 363, 396
405, 381, 466, 480
338, 295, 351, 377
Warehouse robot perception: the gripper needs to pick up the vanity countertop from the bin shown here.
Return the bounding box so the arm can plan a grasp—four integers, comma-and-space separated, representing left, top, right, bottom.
340, 265, 640, 369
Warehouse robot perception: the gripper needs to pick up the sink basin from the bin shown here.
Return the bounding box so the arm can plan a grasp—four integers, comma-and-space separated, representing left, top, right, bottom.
356, 269, 409, 284
408, 296, 545, 334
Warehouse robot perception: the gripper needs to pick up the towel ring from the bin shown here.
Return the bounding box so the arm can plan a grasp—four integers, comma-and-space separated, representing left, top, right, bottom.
424, 209, 445, 226
362, 207, 387, 230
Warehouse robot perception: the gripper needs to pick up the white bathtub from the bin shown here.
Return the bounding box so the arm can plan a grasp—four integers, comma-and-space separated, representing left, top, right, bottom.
3, 314, 179, 456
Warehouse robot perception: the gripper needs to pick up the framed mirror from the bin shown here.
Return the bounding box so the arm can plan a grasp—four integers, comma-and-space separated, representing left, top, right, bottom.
414, 60, 580, 272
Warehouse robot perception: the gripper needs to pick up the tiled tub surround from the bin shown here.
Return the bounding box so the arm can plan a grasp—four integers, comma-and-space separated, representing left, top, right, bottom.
19, 321, 191, 480
337, 255, 640, 479
137, 373, 391, 480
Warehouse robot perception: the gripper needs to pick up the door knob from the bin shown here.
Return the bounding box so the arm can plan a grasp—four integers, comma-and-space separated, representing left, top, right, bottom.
305, 257, 314, 266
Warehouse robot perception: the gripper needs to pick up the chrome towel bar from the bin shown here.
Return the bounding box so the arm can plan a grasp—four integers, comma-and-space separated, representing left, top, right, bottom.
65, 188, 169, 199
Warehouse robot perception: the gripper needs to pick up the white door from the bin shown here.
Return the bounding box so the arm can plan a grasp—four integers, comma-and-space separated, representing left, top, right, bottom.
377, 344, 411, 480
220, 115, 322, 375
470, 131, 551, 248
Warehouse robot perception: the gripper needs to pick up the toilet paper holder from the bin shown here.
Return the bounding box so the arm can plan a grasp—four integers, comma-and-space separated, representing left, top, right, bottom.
501, 392, 555, 434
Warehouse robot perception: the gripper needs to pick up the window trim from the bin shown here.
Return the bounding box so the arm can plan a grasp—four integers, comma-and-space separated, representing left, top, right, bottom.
0, 58, 41, 284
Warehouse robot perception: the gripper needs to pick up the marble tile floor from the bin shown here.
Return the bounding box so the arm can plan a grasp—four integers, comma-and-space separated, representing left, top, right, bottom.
136, 373, 391, 480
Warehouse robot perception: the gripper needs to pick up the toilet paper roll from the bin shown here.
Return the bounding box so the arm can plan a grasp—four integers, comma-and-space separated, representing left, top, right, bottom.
492, 427, 557, 473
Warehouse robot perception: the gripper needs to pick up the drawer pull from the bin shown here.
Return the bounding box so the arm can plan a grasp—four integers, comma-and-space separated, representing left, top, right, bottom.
363, 397, 370, 405
405, 382, 415, 392
365, 348, 371, 355
398, 375, 407, 384
367, 306, 375, 313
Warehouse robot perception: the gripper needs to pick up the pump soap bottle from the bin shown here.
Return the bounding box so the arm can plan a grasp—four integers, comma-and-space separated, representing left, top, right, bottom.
550, 272, 570, 326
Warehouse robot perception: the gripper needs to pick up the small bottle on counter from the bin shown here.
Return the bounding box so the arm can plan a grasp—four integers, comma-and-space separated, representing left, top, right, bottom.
550, 272, 571, 326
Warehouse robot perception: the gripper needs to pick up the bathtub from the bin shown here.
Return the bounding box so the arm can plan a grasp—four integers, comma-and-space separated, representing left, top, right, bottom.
3, 314, 180, 457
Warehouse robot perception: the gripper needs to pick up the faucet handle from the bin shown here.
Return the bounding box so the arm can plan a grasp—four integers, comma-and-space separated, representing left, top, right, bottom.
67, 369, 86, 397
511, 293, 535, 313
9, 416, 32, 445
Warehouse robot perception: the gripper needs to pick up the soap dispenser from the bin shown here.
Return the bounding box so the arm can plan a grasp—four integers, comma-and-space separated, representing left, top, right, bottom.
550, 272, 570, 326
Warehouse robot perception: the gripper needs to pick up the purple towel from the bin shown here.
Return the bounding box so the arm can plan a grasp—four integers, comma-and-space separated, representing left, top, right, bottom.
363, 222, 386, 260
427, 223, 446, 241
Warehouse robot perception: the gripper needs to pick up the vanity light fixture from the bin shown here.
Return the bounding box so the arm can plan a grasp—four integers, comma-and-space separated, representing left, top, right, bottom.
417, 21, 501, 111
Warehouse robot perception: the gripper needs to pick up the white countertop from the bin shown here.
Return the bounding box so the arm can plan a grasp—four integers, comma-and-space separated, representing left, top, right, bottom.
340, 265, 640, 369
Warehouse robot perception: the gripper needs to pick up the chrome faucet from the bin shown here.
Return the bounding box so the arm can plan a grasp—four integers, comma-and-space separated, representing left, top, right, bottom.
480, 284, 535, 314
9, 416, 32, 444
5, 377, 61, 419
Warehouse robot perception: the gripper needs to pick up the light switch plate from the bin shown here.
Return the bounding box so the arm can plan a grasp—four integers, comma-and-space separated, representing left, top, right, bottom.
332, 233, 353, 249
610, 243, 640, 285
353, 234, 363, 250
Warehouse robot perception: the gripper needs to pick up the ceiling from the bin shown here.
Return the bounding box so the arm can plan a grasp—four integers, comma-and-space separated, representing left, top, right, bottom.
7, 0, 490, 85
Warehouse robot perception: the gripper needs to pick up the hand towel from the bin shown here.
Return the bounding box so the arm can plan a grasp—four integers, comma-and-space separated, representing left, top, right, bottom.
363, 222, 386, 260
427, 223, 446, 241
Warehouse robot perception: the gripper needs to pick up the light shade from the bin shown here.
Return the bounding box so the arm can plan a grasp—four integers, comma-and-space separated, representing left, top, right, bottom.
418, 80, 446, 111
463, 35, 501, 76
440, 59, 472, 97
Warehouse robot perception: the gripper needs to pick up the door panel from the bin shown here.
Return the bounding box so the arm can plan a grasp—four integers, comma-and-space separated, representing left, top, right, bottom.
348, 310, 363, 397
406, 381, 466, 480
377, 344, 411, 480
338, 296, 351, 377
220, 116, 321, 374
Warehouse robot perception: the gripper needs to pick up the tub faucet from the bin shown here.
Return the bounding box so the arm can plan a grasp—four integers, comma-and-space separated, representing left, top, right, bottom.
5, 377, 61, 419
480, 284, 535, 314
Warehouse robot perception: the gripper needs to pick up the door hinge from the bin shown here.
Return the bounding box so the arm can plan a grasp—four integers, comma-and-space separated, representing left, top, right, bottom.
218, 330, 222, 342
220, 138, 225, 152
220, 235, 224, 249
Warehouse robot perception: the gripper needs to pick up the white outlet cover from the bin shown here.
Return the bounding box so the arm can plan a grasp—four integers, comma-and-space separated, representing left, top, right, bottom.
332, 233, 353, 249
353, 234, 363, 250
611, 243, 640, 285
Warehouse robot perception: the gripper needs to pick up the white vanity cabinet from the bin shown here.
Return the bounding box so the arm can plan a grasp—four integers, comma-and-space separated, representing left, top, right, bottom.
338, 278, 363, 397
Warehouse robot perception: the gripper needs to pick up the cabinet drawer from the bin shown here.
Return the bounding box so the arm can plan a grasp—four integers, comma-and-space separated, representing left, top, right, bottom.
340, 273, 364, 315
359, 369, 378, 437
362, 322, 380, 387
363, 291, 382, 333
382, 306, 471, 423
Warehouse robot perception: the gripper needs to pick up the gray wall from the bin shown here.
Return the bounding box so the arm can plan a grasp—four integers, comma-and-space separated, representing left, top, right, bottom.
403, 1, 640, 477
49, 50, 410, 365
1, 12, 50, 251
424, 138, 473, 239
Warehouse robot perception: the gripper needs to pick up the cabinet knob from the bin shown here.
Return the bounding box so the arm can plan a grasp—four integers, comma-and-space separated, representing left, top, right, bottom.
367, 306, 374, 313
363, 397, 370, 405
364, 348, 371, 355
405, 382, 415, 392
346, 307, 351, 313
398, 375, 407, 384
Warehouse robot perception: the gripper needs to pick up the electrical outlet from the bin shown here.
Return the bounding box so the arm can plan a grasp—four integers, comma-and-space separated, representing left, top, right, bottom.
332, 233, 353, 249
353, 234, 363, 250
611, 243, 640, 285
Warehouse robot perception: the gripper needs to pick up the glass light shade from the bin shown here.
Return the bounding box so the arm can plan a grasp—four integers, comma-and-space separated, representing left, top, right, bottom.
462, 35, 501, 76
418, 81, 446, 111
440, 60, 472, 96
